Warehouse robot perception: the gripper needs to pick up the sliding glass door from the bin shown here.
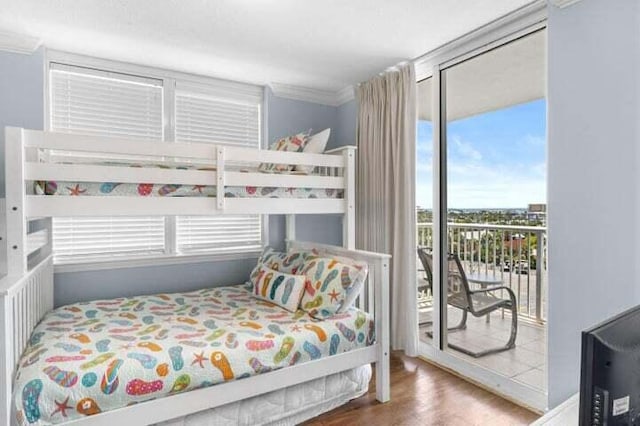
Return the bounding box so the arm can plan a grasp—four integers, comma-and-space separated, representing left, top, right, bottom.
417, 26, 548, 407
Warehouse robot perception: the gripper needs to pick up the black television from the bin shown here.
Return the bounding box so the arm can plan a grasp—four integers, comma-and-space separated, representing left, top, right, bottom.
580, 305, 640, 426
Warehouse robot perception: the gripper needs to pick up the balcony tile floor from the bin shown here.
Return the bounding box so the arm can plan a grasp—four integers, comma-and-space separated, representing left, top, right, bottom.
419, 306, 546, 392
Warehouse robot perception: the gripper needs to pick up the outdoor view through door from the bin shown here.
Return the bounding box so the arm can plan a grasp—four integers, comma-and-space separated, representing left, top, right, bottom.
416, 29, 547, 396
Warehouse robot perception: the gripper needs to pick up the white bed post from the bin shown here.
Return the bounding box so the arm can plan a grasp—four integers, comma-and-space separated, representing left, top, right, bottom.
5, 127, 27, 276
285, 215, 296, 242
0, 198, 6, 277
375, 256, 391, 403
2, 127, 26, 426
0, 291, 13, 426
342, 146, 356, 250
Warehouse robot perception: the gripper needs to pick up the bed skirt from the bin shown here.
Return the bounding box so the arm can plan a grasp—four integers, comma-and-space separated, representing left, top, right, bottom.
156, 365, 371, 426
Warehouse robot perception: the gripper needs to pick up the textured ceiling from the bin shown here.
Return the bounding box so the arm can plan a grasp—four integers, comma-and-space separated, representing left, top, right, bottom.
0, 0, 533, 91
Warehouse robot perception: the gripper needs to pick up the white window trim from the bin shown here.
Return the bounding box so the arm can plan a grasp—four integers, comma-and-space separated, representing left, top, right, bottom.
45, 49, 268, 272
54, 250, 263, 274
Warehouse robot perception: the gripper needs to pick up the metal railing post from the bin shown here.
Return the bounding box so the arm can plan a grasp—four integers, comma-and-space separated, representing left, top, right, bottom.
535, 230, 544, 322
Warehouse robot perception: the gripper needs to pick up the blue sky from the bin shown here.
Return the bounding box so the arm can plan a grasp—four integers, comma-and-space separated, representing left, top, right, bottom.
417, 99, 546, 209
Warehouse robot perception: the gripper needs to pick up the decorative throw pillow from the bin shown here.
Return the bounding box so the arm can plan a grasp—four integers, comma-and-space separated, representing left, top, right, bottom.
252, 246, 307, 276
258, 131, 310, 173
328, 255, 368, 310
294, 128, 331, 174
299, 257, 368, 319
251, 264, 306, 312
298, 249, 369, 310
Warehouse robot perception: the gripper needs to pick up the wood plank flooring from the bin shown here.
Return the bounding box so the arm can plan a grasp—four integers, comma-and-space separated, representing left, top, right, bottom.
303, 351, 539, 426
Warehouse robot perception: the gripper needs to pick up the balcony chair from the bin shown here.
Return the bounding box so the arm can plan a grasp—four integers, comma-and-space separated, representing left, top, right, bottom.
417, 246, 434, 326
417, 247, 466, 330
419, 249, 518, 358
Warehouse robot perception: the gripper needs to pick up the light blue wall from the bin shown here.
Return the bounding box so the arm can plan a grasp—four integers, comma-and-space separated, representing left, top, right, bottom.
0, 48, 45, 197
266, 87, 339, 147
265, 87, 351, 252
546, 0, 640, 408
55, 258, 257, 307
334, 99, 358, 149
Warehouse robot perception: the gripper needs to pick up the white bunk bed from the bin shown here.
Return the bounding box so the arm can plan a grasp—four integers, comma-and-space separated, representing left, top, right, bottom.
0, 127, 390, 426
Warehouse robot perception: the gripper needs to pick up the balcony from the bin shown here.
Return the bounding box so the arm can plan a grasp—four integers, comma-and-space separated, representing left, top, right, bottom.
417, 222, 547, 391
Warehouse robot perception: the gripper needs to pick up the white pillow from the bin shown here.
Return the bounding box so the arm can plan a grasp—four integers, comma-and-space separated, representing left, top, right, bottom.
295, 128, 331, 174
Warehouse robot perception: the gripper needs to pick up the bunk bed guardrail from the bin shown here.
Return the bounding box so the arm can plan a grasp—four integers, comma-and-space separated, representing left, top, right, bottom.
0, 256, 54, 426
6, 127, 356, 217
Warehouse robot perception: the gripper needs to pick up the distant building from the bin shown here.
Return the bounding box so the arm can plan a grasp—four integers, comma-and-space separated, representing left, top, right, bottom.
527, 203, 546, 221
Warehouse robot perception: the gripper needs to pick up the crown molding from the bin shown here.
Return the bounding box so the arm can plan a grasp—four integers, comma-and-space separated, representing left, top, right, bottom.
269, 82, 354, 107
0, 30, 42, 54
414, 0, 546, 80
336, 85, 355, 106
548, 0, 583, 8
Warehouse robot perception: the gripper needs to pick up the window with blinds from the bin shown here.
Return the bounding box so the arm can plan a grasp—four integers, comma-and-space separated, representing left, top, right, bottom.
52, 217, 166, 263
49, 64, 166, 264
50, 64, 163, 140
47, 61, 265, 265
175, 84, 263, 255
175, 88, 261, 146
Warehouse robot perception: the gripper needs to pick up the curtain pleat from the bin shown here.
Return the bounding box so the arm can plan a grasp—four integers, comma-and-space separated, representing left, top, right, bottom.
356, 64, 418, 355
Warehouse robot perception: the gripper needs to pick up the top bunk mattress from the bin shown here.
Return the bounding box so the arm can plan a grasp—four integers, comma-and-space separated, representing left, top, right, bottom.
33, 162, 343, 199
12, 284, 373, 425
35, 181, 342, 199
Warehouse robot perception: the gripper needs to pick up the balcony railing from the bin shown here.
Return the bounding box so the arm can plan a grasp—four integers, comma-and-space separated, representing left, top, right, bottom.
417, 222, 547, 323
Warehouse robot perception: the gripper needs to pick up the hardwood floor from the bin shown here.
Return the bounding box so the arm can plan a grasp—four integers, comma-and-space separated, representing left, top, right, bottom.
303, 351, 539, 426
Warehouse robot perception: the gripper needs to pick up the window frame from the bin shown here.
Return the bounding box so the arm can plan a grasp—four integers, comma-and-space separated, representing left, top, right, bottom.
45, 50, 268, 273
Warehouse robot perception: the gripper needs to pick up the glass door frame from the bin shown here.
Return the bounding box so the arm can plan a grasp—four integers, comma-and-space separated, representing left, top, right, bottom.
415, 2, 549, 411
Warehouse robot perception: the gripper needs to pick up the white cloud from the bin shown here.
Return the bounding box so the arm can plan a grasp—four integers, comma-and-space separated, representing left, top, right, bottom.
417, 155, 546, 209
415, 133, 546, 209
447, 177, 546, 209
521, 134, 546, 147
532, 162, 546, 177
417, 140, 433, 155
451, 136, 482, 162
416, 163, 432, 174
415, 182, 433, 209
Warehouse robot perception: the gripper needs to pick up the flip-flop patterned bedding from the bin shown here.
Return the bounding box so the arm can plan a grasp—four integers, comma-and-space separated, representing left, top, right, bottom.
33, 163, 343, 199
13, 284, 374, 425
35, 181, 342, 199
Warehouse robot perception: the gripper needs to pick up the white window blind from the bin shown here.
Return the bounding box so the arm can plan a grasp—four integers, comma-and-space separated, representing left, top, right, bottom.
52, 217, 166, 263
176, 216, 262, 254
175, 83, 262, 255
50, 63, 163, 140
50, 64, 166, 263
175, 90, 261, 146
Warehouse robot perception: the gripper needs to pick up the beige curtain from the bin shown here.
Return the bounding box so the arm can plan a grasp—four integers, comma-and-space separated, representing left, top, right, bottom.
356, 63, 418, 355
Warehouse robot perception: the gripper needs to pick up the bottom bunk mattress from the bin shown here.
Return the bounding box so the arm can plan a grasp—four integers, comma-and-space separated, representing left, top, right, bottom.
12, 284, 374, 425
156, 365, 371, 426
